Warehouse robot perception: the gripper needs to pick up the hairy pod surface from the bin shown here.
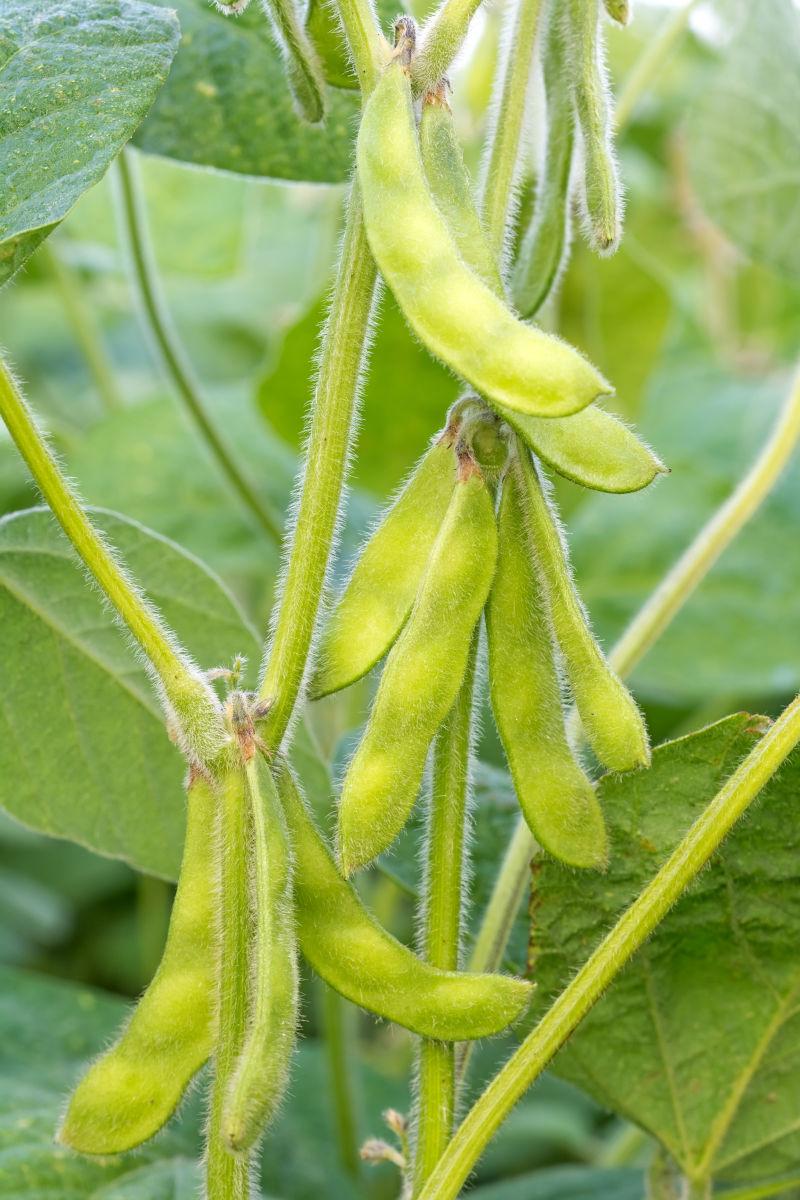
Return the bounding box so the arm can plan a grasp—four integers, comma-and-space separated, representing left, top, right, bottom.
337, 467, 498, 873
419, 88, 504, 296
259, 0, 327, 124
273, 761, 532, 1038
518, 450, 650, 772
222, 757, 298, 1154
502, 403, 666, 493
487, 468, 608, 868
357, 61, 613, 419
60, 773, 216, 1154
311, 436, 457, 699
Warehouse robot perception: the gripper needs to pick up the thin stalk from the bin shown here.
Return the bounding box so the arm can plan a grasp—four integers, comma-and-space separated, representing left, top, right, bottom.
683, 1179, 712, 1200
41, 241, 123, 413
720, 1176, 800, 1200
479, 0, 547, 261
334, 0, 386, 92
411, 0, 486, 97
256, 190, 377, 746
320, 984, 361, 1178
416, 690, 800, 1200
467, 360, 800, 985
614, 0, 703, 132
112, 149, 282, 545
413, 638, 478, 1195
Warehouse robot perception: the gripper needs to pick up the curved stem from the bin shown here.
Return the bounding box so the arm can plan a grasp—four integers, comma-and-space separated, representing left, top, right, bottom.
416, 690, 800, 1200
614, 0, 703, 133
411, 0, 486, 97
413, 637, 478, 1194
112, 149, 282, 545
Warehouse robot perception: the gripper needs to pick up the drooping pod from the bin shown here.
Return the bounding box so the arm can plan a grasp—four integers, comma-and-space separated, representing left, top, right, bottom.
419, 83, 503, 296
310, 434, 457, 700
59, 771, 216, 1154
357, 56, 613, 419
517, 447, 650, 772
562, 0, 622, 254
487, 465, 608, 868
337, 457, 498, 874
512, 5, 576, 317
222, 755, 298, 1154
273, 760, 533, 1039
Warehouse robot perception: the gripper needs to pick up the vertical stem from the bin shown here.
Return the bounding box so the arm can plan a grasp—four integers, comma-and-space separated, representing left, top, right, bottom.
320, 983, 361, 1178
413, 637, 478, 1194
41, 242, 124, 414
112, 149, 282, 545
334, 0, 386, 91
683, 1178, 712, 1200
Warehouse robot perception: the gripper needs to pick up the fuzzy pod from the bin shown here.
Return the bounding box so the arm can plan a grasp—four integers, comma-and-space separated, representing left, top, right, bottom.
487, 467, 608, 868
273, 760, 532, 1039
222, 757, 298, 1154
59, 773, 216, 1154
258, 0, 327, 124
311, 435, 457, 699
357, 60, 613, 420
518, 449, 650, 772
337, 465, 498, 874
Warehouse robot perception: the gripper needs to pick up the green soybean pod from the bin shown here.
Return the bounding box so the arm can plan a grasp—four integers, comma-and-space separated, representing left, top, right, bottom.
512, 8, 575, 318
337, 461, 498, 874
500, 403, 667, 493
273, 760, 533, 1039
487, 467, 608, 868
59, 772, 216, 1154
562, 0, 621, 254
419, 84, 504, 297
357, 59, 613, 420
222, 756, 298, 1154
603, 0, 631, 26
518, 448, 650, 772
311, 434, 457, 700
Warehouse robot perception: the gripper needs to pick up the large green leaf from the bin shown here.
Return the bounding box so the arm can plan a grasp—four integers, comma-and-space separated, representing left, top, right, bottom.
135, 0, 359, 182
531, 713, 800, 1186
0, 0, 179, 288
0, 507, 259, 878
687, 0, 800, 281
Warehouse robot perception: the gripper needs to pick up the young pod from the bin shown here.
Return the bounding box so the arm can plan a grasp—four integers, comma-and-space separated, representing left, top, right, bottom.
562, 0, 622, 254
512, 6, 576, 318
311, 435, 457, 700
357, 59, 613, 420
273, 760, 533, 1039
59, 771, 216, 1154
337, 459, 498, 874
222, 756, 298, 1154
517, 449, 650, 772
487, 467, 608, 868
603, 0, 631, 26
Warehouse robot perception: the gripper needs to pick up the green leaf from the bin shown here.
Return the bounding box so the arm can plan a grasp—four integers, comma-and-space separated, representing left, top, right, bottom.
0, 0, 179, 288
687, 0, 800, 281
0, 507, 260, 878
135, 0, 359, 183
531, 713, 800, 1186
468, 1166, 644, 1200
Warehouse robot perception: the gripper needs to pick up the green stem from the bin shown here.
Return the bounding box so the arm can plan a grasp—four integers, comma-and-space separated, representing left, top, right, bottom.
41, 241, 123, 414
683, 1179, 712, 1200
320, 983, 361, 1178
256, 190, 378, 745
720, 1176, 800, 1200
416, 691, 800, 1200
479, 0, 546, 260
264, 0, 327, 123
614, 0, 703, 132
413, 638, 478, 1195
411, 0, 486, 96
334, 0, 386, 92
597, 1122, 649, 1168
112, 149, 282, 545
467, 360, 800, 985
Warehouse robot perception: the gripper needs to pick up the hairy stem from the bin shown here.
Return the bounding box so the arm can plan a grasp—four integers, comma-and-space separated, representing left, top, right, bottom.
411, 0, 486, 97
320, 984, 361, 1178
334, 0, 386, 91
416, 690, 800, 1200
614, 0, 703, 132
112, 149, 282, 545
413, 638, 478, 1194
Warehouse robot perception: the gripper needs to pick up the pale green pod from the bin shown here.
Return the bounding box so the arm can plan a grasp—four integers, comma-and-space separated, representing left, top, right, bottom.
337, 465, 498, 874
60, 773, 216, 1154
512, 7, 575, 318
222, 757, 298, 1153
311, 435, 457, 699
518, 449, 650, 772
487, 468, 608, 868
563, 0, 621, 254
419, 87, 504, 296
603, 0, 631, 26
501, 403, 667, 493
357, 61, 613, 419
273, 760, 533, 1039
256, 0, 327, 124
